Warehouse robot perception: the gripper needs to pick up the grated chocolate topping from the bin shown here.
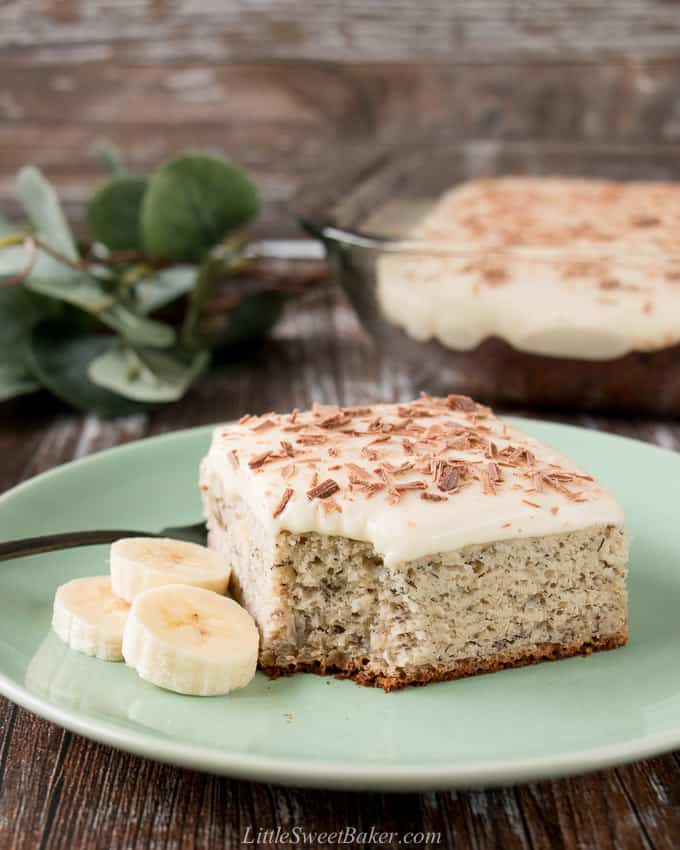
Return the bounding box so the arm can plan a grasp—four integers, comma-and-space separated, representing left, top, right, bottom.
220, 396, 607, 515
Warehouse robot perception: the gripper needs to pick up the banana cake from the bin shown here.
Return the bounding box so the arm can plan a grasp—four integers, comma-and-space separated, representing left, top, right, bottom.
375, 177, 680, 414
200, 395, 628, 691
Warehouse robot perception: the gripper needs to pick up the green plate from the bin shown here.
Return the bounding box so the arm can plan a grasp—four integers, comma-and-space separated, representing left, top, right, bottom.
0, 419, 678, 790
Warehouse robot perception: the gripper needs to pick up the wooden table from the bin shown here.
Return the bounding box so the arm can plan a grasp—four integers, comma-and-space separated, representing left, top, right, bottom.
0, 282, 679, 850
3, 2, 680, 844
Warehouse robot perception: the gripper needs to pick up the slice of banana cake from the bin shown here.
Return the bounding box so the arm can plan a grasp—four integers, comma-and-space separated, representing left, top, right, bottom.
200, 395, 628, 691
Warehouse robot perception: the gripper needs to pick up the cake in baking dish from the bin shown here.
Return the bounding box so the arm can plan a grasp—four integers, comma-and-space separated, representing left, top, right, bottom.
200, 395, 628, 691
377, 176, 680, 362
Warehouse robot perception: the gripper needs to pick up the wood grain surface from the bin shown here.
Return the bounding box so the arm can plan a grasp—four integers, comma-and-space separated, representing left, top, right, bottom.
3, 1, 680, 62
0, 283, 679, 850
4, 2, 680, 233
3, 1, 680, 845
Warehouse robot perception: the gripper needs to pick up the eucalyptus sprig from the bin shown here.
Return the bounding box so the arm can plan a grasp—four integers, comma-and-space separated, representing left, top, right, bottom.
0, 148, 286, 415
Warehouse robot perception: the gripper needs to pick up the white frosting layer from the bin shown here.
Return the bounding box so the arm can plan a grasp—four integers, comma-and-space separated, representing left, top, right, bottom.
377, 177, 680, 360
200, 398, 624, 566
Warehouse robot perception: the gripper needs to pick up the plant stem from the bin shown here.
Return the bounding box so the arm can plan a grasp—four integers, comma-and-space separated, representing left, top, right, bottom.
96, 142, 127, 177
181, 245, 246, 351
0, 232, 29, 249
180, 255, 224, 351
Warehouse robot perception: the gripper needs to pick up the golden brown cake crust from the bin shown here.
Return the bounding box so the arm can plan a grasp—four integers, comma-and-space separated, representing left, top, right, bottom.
259, 632, 628, 693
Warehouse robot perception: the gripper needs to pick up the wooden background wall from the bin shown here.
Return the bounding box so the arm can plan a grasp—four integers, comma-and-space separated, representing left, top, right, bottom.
2, 1, 680, 235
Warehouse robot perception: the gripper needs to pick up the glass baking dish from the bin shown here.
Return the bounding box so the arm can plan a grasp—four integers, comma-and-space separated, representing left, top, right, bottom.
302, 143, 680, 416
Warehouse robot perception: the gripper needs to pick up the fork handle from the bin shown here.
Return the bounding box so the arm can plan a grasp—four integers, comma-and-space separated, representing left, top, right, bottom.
0, 530, 156, 562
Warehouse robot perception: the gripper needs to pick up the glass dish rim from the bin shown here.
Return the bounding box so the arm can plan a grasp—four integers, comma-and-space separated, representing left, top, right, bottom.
302, 219, 680, 266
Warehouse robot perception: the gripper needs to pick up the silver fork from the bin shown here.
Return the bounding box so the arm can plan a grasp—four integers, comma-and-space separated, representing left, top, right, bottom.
0, 522, 207, 562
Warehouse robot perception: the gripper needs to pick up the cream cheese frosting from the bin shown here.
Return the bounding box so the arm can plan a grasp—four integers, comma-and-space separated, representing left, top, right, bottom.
377, 177, 680, 361
200, 396, 624, 566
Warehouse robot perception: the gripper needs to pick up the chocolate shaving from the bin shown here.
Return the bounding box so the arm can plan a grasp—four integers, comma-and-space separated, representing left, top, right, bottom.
598, 277, 620, 290
321, 498, 342, 515
248, 451, 273, 469
480, 469, 496, 495
346, 462, 373, 481
631, 215, 660, 227
319, 413, 351, 429
397, 406, 417, 418
273, 488, 294, 518
393, 480, 427, 492
252, 418, 277, 432
487, 461, 502, 484
228, 396, 602, 518
421, 492, 446, 502
342, 406, 373, 416
541, 473, 582, 499
433, 461, 460, 492
306, 478, 340, 500
374, 466, 391, 484
361, 447, 380, 461
481, 266, 509, 286
446, 394, 477, 412
296, 434, 327, 445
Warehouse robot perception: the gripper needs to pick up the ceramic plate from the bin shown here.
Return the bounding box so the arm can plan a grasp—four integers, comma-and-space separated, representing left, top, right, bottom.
0, 419, 678, 791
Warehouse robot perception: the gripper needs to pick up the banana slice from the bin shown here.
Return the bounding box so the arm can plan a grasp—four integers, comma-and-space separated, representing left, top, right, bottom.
122, 584, 259, 696
52, 576, 130, 661
110, 537, 230, 603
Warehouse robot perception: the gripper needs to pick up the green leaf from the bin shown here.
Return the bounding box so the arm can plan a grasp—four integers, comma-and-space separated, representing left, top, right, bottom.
181, 252, 228, 350
0, 243, 31, 280
0, 356, 39, 402
14, 168, 190, 349
26, 275, 176, 348
23, 321, 152, 417
27, 275, 115, 312
106, 302, 176, 348
17, 167, 78, 263
0, 285, 54, 401
211, 290, 287, 348
16, 168, 105, 312
135, 265, 197, 314
141, 154, 259, 262
87, 176, 147, 252
88, 343, 209, 402
0, 284, 53, 348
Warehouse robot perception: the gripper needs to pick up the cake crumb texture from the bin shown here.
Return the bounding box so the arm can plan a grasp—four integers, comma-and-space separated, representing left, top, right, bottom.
205, 490, 627, 691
